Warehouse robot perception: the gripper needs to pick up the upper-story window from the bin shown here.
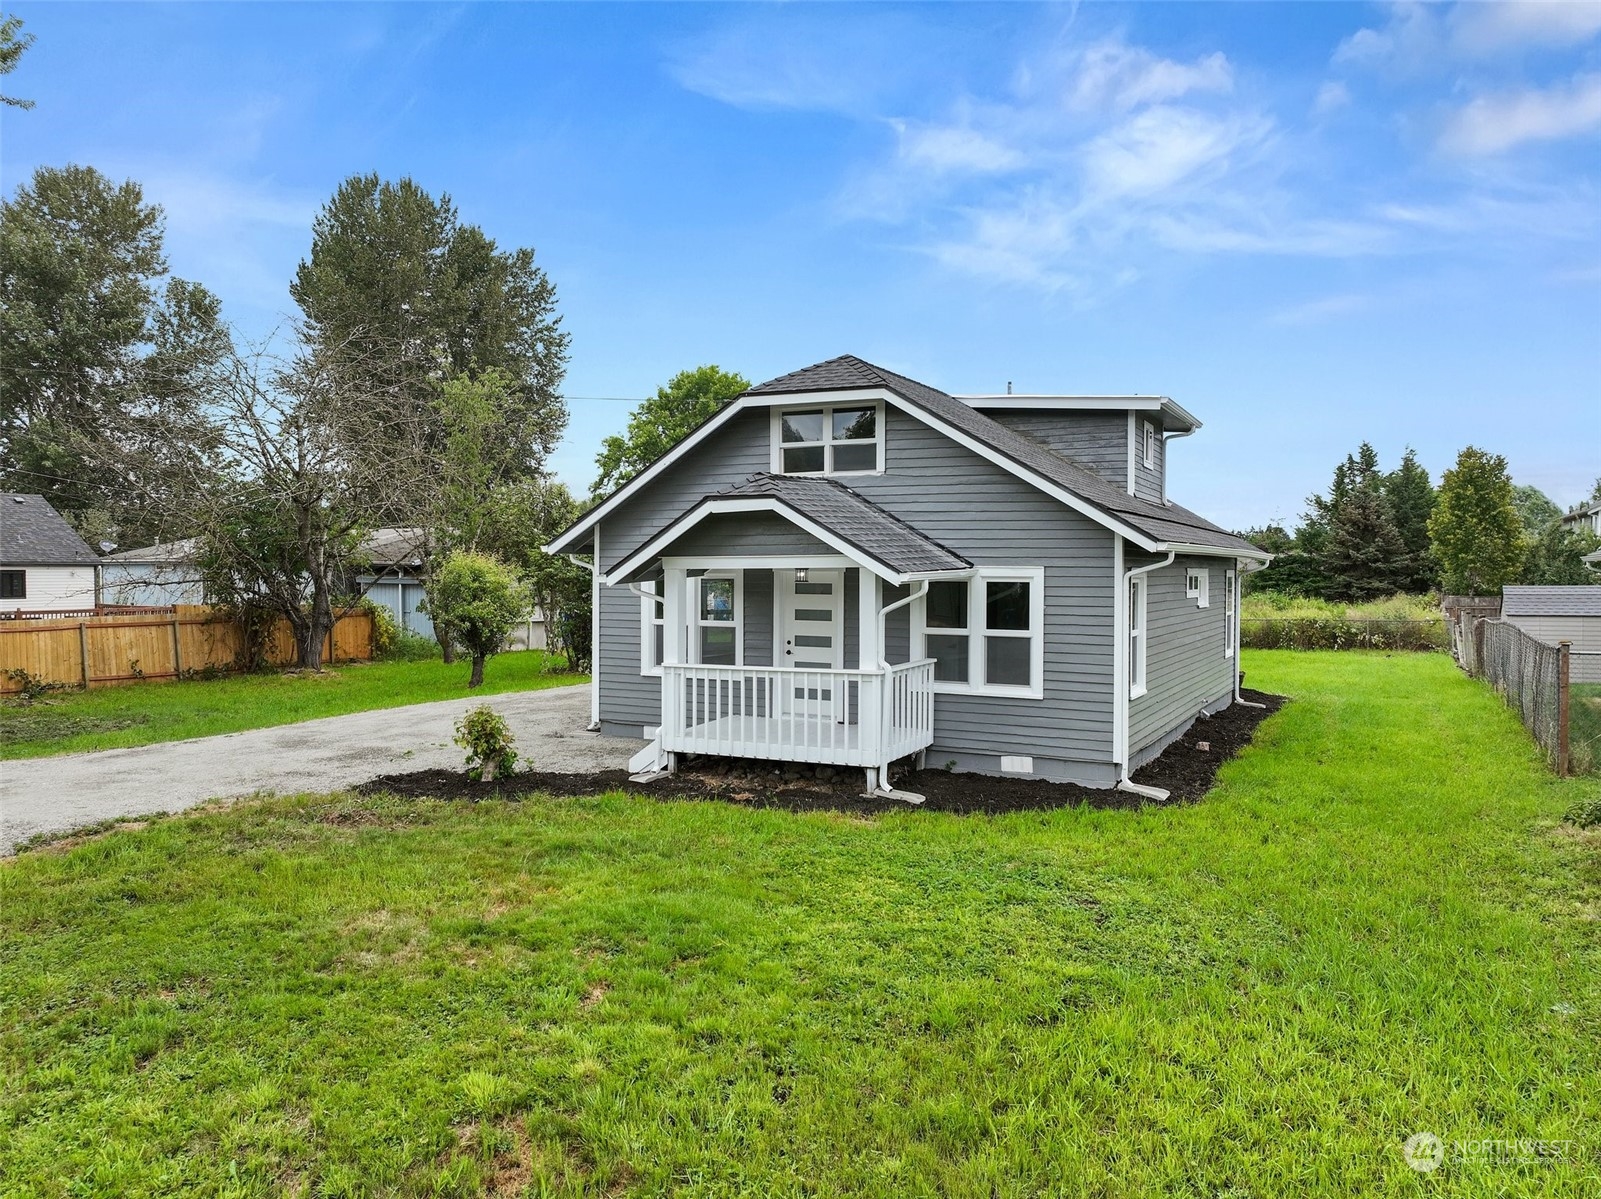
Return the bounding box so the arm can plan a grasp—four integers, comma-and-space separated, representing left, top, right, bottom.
774, 404, 883, 475
1142, 421, 1156, 470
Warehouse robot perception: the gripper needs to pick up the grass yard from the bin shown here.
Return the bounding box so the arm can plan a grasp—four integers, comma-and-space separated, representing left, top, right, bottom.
0, 650, 580, 760
3, 651, 1600, 1196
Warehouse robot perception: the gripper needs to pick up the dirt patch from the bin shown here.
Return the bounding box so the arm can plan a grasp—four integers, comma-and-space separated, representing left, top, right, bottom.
358, 689, 1284, 815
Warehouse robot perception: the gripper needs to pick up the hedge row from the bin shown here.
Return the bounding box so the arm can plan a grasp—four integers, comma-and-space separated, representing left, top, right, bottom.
1240, 618, 1447, 652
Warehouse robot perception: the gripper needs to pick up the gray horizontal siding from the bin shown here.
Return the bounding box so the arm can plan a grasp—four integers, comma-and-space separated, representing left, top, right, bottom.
1129, 557, 1234, 755
991, 410, 1129, 490
595, 403, 1119, 766
1133, 416, 1164, 504
663, 511, 831, 561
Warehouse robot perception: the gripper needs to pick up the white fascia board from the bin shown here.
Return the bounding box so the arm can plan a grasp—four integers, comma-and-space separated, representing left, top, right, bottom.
1157, 541, 1273, 563
957, 394, 1201, 432
602, 496, 912, 585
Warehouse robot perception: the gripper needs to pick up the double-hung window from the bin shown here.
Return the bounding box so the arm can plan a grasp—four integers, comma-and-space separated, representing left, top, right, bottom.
1224, 569, 1236, 658
1186, 567, 1209, 608
0, 570, 24, 600
694, 573, 741, 666
640, 581, 665, 675
774, 404, 882, 475
917, 568, 1043, 697
1129, 576, 1148, 698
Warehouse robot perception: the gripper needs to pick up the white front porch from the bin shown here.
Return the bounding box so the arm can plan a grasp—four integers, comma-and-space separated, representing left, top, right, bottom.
661, 659, 935, 768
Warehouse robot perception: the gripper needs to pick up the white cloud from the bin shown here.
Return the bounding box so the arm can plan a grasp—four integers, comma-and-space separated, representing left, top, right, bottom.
1066, 41, 1233, 111
1439, 73, 1601, 155
1337, 1, 1601, 70
1313, 81, 1351, 116
1082, 107, 1266, 198
891, 120, 1024, 174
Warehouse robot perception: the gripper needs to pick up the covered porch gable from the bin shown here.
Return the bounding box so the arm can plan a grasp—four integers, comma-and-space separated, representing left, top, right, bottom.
609, 476, 968, 795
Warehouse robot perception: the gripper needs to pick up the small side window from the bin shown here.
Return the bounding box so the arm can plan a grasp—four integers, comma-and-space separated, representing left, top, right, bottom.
1186, 568, 1209, 608
1225, 570, 1236, 658
1143, 422, 1156, 469
0, 570, 24, 600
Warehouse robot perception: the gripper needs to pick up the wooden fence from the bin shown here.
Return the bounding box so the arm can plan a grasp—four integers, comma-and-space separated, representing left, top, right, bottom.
0, 605, 373, 694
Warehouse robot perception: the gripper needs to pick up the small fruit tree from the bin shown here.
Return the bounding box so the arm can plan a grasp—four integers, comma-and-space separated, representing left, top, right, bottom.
427, 551, 529, 687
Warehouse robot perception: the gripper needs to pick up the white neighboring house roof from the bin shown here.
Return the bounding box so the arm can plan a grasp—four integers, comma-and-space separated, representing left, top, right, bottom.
102, 529, 428, 569
101, 537, 201, 565
1, 494, 100, 566
1502, 585, 1601, 618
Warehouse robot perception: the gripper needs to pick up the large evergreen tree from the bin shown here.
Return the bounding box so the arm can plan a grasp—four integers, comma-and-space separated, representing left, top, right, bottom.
1428, 447, 1525, 596
1384, 447, 1437, 593
290, 174, 570, 489
0, 164, 227, 543
592, 365, 750, 496
1322, 476, 1409, 601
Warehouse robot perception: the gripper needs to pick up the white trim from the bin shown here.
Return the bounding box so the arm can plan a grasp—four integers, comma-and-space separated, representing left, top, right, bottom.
589, 525, 601, 728
1126, 411, 1137, 496
956, 394, 1202, 431
1128, 574, 1148, 699
548, 384, 1167, 557
604, 496, 926, 585
770, 401, 885, 477
639, 579, 665, 676
691, 571, 743, 667
1224, 568, 1237, 658
911, 566, 1046, 699
1112, 538, 1126, 766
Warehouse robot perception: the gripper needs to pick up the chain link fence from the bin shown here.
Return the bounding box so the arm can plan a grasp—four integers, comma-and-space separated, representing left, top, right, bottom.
1460, 619, 1598, 776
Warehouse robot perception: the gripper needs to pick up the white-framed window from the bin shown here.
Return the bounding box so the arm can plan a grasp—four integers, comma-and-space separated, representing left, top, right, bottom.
772, 403, 883, 476
1224, 569, 1236, 658
639, 580, 665, 676
1129, 575, 1148, 698
1142, 421, 1156, 470
913, 567, 1044, 698
1186, 567, 1209, 608
692, 572, 742, 666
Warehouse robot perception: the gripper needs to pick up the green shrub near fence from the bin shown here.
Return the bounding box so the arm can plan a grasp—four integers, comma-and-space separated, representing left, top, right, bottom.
1240, 618, 1447, 652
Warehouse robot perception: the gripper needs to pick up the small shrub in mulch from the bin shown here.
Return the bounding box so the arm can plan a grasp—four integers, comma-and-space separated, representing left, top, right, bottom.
358, 689, 1286, 816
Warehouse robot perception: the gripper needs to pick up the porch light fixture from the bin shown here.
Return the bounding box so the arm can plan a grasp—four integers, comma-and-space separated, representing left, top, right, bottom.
795, 568, 809, 584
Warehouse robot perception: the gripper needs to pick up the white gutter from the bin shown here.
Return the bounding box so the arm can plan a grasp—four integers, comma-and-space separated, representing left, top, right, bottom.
1116, 550, 1175, 802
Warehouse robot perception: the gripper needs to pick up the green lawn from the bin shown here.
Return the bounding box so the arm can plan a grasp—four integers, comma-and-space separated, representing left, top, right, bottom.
0, 650, 581, 760
3, 651, 1599, 1196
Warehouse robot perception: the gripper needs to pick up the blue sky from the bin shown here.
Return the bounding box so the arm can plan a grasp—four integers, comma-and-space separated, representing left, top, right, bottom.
3, 1, 1598, 528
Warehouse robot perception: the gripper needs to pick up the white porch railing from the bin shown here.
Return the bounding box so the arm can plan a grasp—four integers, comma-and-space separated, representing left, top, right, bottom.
660, 659, 936, 769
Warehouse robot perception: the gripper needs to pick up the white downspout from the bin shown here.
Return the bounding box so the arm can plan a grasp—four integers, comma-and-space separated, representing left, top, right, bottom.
1234, 559, 1267, 709
1159, 428, 1194, 506
1117, 550, 1175, 801
868, 578, 932, 800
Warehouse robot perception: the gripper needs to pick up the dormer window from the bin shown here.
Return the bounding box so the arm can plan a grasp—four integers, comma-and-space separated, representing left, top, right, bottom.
774, 404, 883, 475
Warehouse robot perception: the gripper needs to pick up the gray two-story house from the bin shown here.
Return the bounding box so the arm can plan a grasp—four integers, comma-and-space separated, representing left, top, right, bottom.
549, 356, 1268, 800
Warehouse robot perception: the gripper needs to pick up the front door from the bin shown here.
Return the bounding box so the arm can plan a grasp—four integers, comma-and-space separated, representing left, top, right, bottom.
779, 569, 844, 717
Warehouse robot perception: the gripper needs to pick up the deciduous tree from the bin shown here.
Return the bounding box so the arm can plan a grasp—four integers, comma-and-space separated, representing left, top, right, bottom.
1429, 447, 1525, 596
0, 14, 34, 109
592, 364, 749, 496
427, 551, 529, 687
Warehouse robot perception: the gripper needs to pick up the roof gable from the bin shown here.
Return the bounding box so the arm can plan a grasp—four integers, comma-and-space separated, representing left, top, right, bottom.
550, 355, 1265, 560
0, 494, 100, 566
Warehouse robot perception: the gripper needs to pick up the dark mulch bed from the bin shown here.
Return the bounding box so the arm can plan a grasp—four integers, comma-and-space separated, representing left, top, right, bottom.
357, 689, 1285, 816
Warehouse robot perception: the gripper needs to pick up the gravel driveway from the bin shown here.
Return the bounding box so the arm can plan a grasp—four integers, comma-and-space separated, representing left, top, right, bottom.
0, 684, 638, 854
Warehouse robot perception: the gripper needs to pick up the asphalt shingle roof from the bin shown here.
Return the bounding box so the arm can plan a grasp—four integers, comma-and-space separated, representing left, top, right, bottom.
713, 474, 969, 576
0, 494, 100, 566
749, 356, 1263, 556
1503, 585, 1601, 618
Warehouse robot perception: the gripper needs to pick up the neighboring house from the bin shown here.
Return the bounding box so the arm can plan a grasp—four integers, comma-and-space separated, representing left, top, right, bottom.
1562, 499, 1601, 566
102, 526, 547, 650
548, 355, 1268, 797
1502, 585, 1601, 682
100, 538, 206, 606
0, 493, 102, 614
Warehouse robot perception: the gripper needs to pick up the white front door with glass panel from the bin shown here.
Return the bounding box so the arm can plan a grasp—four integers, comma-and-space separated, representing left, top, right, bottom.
779, 570, 844, 718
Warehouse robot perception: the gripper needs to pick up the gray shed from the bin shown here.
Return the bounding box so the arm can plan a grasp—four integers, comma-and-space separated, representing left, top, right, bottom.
1502, 586, 1601, 682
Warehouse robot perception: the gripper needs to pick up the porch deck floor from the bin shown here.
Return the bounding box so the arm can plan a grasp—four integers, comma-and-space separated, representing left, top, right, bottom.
664, 712, 929, 768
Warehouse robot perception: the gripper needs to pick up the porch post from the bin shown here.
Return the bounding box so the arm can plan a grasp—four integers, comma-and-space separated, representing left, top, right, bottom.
857, 571, 881, 669
662, 566, 687, 663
